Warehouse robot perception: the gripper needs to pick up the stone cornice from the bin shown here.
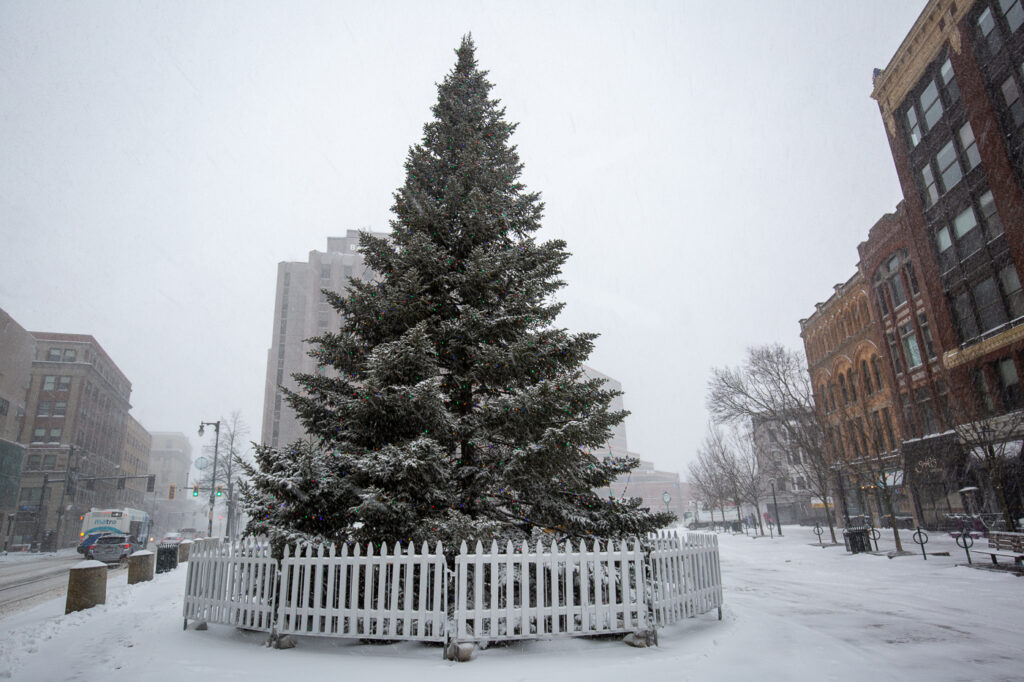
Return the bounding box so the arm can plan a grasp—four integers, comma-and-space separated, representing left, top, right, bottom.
943, 322, 1024, 368
871, 0, 975, 130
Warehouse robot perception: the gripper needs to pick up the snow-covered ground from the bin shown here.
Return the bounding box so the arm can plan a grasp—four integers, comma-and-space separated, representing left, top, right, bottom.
1, 527, 1021, 682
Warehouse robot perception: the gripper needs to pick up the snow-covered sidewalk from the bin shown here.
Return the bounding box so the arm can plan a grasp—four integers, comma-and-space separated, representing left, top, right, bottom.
1, 528, 1021, 681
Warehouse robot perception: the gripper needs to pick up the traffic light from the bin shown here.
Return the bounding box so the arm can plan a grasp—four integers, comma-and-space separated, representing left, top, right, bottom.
117, 476, 126, 490
146, 474, 156, 493
216, 485, 223, 497
192, 484, 200, 497
168, 484, 176, 500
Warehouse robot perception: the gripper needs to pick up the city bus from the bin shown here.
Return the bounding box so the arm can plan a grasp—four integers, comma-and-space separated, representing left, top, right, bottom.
79, 508, 152, 546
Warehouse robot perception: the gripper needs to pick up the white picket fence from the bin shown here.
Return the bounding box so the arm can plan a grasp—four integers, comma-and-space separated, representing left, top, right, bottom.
276, 541, 447, 641
183, 537, 277, 632
183, 531, 721, 644
454, 538, 646, 642
647, 531, 722, 626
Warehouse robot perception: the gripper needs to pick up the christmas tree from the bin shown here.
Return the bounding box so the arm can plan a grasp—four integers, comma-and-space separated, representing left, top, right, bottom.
242, 35, 673, 549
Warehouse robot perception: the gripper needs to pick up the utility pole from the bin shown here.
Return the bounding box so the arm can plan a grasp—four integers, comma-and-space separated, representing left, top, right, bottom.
53, 445, 75, 549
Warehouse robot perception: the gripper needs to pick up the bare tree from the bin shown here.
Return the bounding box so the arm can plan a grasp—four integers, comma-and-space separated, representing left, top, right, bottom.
707, 345, 839, 543
687, 445, 728, 529
730, 428, 768, 536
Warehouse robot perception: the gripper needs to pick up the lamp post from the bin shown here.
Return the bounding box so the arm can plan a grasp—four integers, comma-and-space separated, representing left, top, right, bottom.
198, 421, 221, 538
770, 479, 783, 537
662, 491, 672, 516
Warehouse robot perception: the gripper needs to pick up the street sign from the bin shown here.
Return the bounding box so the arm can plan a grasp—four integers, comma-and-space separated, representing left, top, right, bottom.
195, 456, 209, 470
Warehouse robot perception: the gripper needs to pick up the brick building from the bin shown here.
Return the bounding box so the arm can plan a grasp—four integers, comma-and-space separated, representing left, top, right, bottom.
3, 332, 146, 549
869, 0, 1024, 526
800, 265, 913, 524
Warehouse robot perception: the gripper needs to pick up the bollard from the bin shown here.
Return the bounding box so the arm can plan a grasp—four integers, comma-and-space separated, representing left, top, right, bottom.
66, 560, 107, 614
128, 550, 155, 584
177, 540, 192, 563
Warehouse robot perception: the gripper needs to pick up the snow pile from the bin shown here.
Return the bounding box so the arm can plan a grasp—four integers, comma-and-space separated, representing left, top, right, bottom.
0, 528, 1021, 681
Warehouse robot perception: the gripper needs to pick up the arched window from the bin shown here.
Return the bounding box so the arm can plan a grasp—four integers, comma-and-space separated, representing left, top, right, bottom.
839, 374, 849, 404
871, 354, 883, 391
861, 359, 873, 394
874, 250, 911, 316
847, 369, 857, 402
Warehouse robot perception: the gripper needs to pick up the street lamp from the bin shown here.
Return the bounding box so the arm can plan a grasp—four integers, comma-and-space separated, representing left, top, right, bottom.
662, 491, 672, 516
198, 420, 221, 538
770, 479, 783, 537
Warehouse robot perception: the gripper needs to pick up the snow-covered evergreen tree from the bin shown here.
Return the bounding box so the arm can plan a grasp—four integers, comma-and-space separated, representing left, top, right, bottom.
242, 36, 672, 549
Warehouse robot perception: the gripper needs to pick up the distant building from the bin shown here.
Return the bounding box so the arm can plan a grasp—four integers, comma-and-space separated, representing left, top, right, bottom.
121, 415, 152, 509
261, 231, 386, 448
147, 432, 195, 533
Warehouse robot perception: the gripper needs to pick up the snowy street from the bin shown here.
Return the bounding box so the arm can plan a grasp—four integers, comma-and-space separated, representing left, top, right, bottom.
0, 528, 1020, 681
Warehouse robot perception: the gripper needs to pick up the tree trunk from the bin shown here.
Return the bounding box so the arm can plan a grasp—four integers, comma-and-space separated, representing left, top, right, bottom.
885, 487, 904, 551
823, 497, 837, 544
988, 449, 1017, 532
754, 501, 765, 536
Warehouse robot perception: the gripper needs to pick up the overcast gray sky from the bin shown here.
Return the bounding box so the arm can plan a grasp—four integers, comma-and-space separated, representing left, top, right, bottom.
0, 1, 927, 474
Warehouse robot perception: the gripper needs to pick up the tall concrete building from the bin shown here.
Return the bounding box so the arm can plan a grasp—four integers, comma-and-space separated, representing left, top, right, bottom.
121, 415, 152, 509
261, 230, 386, 448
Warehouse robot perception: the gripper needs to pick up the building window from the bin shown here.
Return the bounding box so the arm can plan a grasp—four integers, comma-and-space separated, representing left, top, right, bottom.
980, 190, 1004, 240
48, 428, 61, 443
42, 454, 57, 469
53, 401, 67, 417
320, 263, 331, 279
999, 263, 1024, 318
57, 376, 71, 391
906, 107, 921, 147
900, 322, 923, 369
839, 374, 849, 404
940, 58, 961, 103
937, 140, 963, 193
0, 398, 7, 416
36, 401, 51, 417
997, 357, 1023, 409
26, 455, 41, 470
974, 276, 1009, 332
42, 376, 55, 391
980, 7, 1004, 54
959, 122, 980, 170
861, 360, 873, 395
847, 369, 857, 402
918, 313, 937, 359
952, 205, 983, 260
32, 428, 46, 443
882, 407, 896, 450
887, 332, 903, 375
921, 164, 939, 207
871, 355, 883, 391
1001, 75, 1024, 127
916, 388, 939, 435
975, 368, 996, 414
47, 348, 61, 362
920, 80, 944, 132
935, 225, 956, 272
1002, 0, 1024, 33
954, 290, 981, 342
63, 349, 76, 362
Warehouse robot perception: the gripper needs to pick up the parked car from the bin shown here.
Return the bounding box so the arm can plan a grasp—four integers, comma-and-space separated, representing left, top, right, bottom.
86, 534, 140, 564
159, 532, 183, 545
77, 532, 109, 555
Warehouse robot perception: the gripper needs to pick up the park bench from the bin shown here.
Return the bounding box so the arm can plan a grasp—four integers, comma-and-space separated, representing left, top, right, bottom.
976, 531, 1024, 568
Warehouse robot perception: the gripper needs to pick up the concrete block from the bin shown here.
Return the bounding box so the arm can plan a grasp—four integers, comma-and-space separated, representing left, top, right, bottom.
128, 550, 155, 584
65, 560, 107, 614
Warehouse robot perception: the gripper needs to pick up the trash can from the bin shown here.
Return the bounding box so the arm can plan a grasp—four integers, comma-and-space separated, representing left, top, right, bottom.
843, 527, 872, 554
156, 543, 179, 573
